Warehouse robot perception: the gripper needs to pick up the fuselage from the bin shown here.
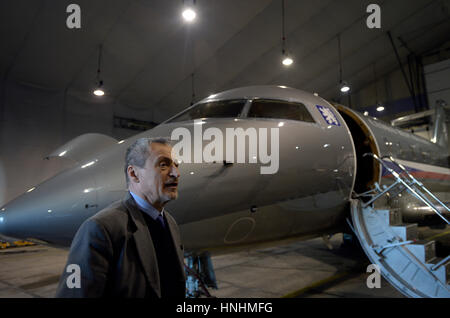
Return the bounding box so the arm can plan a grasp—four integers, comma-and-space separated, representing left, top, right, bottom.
0, 86, 448, 253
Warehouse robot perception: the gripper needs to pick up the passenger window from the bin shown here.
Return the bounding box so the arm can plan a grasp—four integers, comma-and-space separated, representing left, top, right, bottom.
248, 99, 315, 123
168, 100, 246, 123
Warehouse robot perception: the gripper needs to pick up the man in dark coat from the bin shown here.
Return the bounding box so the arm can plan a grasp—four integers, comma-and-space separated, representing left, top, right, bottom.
55, 137, 186, 298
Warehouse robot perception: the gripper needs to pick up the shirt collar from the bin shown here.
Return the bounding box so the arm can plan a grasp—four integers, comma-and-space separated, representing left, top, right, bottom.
129, 191, 164, 221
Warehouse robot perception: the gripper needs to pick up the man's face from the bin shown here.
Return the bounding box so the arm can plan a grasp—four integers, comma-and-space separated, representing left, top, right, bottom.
135, 143, 180, 206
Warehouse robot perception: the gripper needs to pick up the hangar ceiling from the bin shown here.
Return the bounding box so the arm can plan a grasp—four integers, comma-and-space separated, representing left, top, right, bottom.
1, 0, 449, 121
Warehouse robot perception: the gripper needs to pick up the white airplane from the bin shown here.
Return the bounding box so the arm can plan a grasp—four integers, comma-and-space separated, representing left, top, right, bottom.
0, 85, 449, 297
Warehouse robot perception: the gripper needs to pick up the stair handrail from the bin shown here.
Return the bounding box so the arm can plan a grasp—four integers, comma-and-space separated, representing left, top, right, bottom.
363, 153, 449, 225
381, 155, 450, 214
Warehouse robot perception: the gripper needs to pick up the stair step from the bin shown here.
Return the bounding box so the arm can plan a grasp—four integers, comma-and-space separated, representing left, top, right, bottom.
426, 257, 450, 285
390, 223, 418, 241
353, 198, 450, 297
375, 208, 402, 226
405, 240, 436, 263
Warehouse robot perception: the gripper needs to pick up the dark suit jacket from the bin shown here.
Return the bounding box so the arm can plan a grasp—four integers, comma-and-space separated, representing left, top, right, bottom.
55, 193, 186, 298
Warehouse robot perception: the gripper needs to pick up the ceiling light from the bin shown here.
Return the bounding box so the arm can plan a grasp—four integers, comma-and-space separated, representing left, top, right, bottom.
363, 111, 369, 116
94, 45, 105, 97
376, 105, 385, 112
337, 34, 350, 94
182, 8, 196, 22
282, 56, 293, 66
280, 1, 293, 68
93, 88, 105, 96
340, 81, 350, 93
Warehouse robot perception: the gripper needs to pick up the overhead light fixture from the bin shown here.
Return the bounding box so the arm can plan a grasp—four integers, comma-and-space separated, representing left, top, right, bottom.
337, 34, 350, 94
280, 0, 293, 67
373, 63, 385, 114
376, 103, 385, 112
93, 81, 105, 96
182, 8, 196, 22
340, 81, 350, 93
363, 111, 369, 116
182, 0, 196, 23
93, 44, 105, 97
282, 55, 293, 66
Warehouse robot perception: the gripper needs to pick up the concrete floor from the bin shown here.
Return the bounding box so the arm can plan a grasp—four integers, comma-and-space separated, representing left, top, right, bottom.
209, 234, 403, 298
0, 225, 448, 298
0, 245, 66, 298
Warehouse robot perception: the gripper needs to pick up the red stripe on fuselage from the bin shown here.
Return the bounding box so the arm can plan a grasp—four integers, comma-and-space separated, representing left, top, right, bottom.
382, 171, 450, 181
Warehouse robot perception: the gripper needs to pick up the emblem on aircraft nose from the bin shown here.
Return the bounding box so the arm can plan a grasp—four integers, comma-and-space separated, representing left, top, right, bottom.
316, 105, 341, 126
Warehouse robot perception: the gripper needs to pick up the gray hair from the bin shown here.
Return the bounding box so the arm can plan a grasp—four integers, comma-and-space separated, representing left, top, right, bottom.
124, 137, 172, 187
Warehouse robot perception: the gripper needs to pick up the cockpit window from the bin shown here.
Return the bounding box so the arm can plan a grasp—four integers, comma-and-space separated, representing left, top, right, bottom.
248, 99, 315, 123
168, 100, 246, 123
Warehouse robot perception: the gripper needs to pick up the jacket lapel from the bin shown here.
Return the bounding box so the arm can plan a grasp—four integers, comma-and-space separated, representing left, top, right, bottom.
122, 193, 161, 298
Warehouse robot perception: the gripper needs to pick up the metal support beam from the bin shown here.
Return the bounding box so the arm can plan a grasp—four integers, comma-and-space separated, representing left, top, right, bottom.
387, 31, 418, 112
407, 54, 418, 113
417, 56, 430, 110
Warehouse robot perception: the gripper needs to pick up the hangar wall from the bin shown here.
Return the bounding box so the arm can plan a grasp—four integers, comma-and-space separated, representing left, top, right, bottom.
349, 51, 450, 153
352, 65, 425, 122
351, 41, 450, 123
425, 58, 450, 109
0, 79, 159, 207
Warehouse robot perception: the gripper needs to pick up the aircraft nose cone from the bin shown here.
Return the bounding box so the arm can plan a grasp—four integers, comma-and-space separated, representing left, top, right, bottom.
0, 203, 17, 239
0, 210, 6, 236
0, 166, 98, 245
0, 190, 36, 239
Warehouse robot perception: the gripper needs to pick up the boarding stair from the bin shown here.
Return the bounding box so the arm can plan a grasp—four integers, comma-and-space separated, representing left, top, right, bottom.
350, 153, 450, 297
